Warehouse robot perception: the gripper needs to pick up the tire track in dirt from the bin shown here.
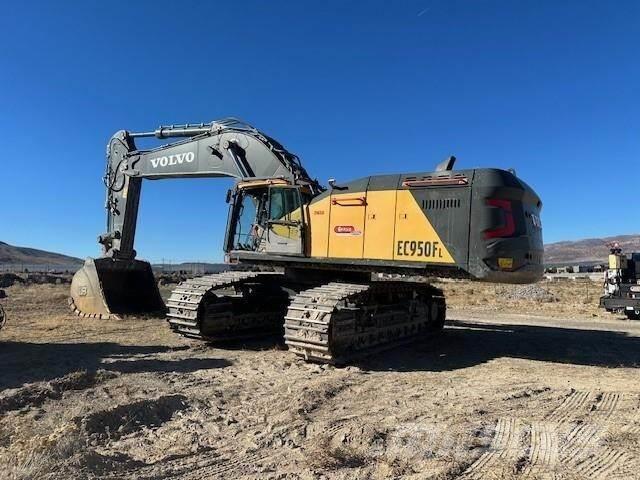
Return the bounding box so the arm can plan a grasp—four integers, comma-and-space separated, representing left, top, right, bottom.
573, 448, 633, 479
545, 390, 591, 423
590, 392, 621, 421
622, 424, 640, 434
309, 415, 359, 440
560, 422, 601, 466
557, 392, 639, 479
559, 392, 619, 467
124, 449, 279, 480
164, 413, 358, 478
463, 391, 640, 479
463, 390, 587, 479
608, 454, 640, 480
179, 450, 281, 479
0, 370, 117, 414
523, 421, 558, 479
461, 417, 523, 479
620, 394, 640, 434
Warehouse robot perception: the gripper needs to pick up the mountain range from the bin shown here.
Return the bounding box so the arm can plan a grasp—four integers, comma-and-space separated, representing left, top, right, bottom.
1, 234, 639, 268
544, 234, 640, 265
0, 241, 82, 267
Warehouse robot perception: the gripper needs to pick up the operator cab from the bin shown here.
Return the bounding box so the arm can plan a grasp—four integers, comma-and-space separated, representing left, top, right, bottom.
225, 179, 310, 256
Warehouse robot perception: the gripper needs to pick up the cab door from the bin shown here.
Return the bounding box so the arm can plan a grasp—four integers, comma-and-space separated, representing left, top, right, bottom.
265, 186, 304, 255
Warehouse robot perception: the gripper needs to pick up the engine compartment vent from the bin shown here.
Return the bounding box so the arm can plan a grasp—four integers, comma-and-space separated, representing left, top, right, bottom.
422, 198, 461, 210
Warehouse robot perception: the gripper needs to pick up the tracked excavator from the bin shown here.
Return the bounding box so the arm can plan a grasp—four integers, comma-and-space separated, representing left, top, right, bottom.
70, 118, 544, 362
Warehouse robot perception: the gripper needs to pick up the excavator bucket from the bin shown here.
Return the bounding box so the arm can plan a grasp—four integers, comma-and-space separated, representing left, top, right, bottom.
70, 258, 165, 318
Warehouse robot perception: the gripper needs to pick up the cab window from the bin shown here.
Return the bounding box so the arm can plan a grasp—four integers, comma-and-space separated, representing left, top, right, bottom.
269, 188, 301, 222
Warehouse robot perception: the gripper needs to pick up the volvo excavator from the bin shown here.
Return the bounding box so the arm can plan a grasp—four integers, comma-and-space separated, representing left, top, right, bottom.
70, 118, 544, 362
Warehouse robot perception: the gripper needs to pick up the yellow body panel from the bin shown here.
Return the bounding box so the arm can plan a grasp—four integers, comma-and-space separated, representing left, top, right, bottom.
307, 189, 455, 264
328, 193, 366, 258
309, 196, 331, 257
363, 190, 397, 260
392, 190, 455, 263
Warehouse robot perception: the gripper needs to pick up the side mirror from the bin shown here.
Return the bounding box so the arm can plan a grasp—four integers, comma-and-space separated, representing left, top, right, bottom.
225, 189, 232, 204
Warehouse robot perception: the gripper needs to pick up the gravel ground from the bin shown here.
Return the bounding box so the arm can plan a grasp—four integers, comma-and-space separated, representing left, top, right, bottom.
0, 283, 639, 479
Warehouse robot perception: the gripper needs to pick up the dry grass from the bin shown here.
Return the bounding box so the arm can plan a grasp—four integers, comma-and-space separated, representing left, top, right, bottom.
0, 284, 177, 346
0, 424, 86, 480
436, 279, 606, 319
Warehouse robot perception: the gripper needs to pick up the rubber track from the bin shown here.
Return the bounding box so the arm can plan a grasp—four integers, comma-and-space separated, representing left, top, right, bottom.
166, 271, 283, 340
283, 281, 444, 363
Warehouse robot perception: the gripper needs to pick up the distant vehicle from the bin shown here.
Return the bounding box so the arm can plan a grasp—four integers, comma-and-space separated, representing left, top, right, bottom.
600, 243, 640, 320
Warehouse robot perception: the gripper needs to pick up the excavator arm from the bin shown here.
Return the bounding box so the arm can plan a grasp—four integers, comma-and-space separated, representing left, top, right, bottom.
71, 118, 322, 318
102, 118, 321, 259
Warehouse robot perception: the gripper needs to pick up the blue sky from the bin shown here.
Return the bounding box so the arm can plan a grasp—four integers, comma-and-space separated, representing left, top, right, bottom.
1, 1, 638, 263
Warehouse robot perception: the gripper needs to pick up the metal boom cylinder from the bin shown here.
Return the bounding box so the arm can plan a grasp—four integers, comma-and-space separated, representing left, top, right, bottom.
130, 124, 214, 139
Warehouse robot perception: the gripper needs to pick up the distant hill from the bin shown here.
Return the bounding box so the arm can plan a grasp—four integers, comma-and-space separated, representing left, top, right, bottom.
0, 241, 82, 267
544, 234, 640, 265
3, 233, 640, 270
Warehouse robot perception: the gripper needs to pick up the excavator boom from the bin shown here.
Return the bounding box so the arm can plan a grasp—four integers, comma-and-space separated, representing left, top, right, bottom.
71, 119, 322, 318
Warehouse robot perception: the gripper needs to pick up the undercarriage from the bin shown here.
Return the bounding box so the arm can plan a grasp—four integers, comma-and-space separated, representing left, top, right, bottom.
166, 269, 446, 363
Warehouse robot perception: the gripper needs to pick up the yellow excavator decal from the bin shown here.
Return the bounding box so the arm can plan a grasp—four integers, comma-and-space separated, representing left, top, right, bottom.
392, 190, 455, 263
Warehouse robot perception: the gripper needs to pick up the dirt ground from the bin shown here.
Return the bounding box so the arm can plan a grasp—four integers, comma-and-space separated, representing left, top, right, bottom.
0, 280, 639, 479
